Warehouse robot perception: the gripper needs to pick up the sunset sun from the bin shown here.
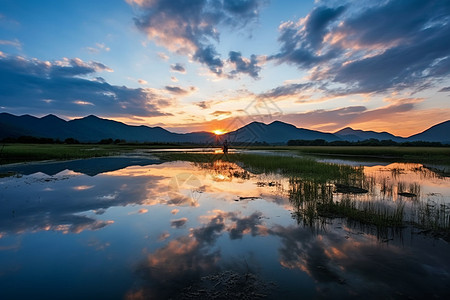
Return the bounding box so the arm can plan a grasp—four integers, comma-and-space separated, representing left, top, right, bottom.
213, 129, 227, 135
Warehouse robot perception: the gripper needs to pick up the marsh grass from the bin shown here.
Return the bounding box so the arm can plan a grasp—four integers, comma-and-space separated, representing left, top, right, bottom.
318, 198, 405, 227
288, 178, 405, 228
411, 201, 450, 231
157, 152, 362, 183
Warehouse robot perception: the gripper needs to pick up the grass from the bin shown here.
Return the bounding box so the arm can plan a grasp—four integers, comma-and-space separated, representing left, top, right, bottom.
0, 143, 204, 164
0, 144, 128, 164
156, 152, 363, 183
288, 177, 450, 235
233, 146, 450, 165
411, 201, 450, 232
288, 178, 405, 228
318, 198, 405, 227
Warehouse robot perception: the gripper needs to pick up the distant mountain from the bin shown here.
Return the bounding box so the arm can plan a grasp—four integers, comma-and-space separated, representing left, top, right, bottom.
407, 120, 450, 144
334, 127, 405, 142
67, 115, 177, 142
1, 112, 449, 144
0, 113, 215, 143
224, 120, 340, 143
0, 113, 73, 139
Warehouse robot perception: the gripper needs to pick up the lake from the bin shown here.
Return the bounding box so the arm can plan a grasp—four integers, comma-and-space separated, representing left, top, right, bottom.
0, 151, 449, 299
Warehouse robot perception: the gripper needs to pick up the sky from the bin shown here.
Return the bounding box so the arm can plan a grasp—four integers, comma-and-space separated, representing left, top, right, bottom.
0, 0, 449, 137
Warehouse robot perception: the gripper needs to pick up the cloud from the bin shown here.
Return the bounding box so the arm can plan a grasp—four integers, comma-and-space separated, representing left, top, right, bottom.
195, 101, 211, 109
170, 217, 188, 228
438, 87, 450, 92
276, 102, 414, 131
271, 5, 345, 69
165, 85, 196, 95
73, 100, 94, 106
85, 42, 110, 54
0, 54, 169, 117
158, 231, 170, 241
193, 45, 224, 76
210, 110, 232, 117
268, 223, 450, 298
130, 213, 226, 298
138, 79, 148, 85
170, 63, 186, 73
228, 51, 261, 79
272, 0, 450, 94
157, 52, 169, 60
130, 0, 266, 78
0, 38, 22, 50
0, 168, 168, 235
259, 83, 312, 100
263, 99, 448, 136
228, 211, 263, 239
129, 209, 268, 296
127, 209, 268, 298
138, 208, 148, 214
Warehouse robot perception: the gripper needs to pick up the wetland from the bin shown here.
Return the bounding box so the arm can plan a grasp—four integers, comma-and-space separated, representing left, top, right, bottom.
0, 148, 449, 299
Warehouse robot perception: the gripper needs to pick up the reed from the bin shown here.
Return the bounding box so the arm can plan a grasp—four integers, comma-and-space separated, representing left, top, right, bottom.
288, 178, 405, 228
413, 201, 450, 231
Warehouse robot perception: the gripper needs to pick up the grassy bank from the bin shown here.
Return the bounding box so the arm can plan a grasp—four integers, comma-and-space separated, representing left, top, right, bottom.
0, 144, 129, 164
236, 146, 450, 165
0, 143, 206, 164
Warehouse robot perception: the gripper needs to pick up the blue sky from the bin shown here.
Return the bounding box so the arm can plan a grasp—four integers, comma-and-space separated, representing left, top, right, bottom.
1, 0, 449, 136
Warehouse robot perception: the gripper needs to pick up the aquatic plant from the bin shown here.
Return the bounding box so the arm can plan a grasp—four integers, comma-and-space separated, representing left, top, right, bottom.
157, 152, 363, 183
288, 178, 405, 228
412, 200, 450, 231
159, 151, 449, 234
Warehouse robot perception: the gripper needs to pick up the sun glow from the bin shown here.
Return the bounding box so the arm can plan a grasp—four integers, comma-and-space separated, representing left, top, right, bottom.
213, 129, 227, 135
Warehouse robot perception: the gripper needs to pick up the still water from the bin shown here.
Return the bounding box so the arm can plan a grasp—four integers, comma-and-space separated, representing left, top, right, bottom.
0, 153, 449, 299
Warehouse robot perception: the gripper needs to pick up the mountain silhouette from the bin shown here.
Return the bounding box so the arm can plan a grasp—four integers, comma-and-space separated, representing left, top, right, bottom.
0, 112, 449, 144
0, 113, 215, 143
407, 120, 450, 144
334, 127, 405, 142
225, 120, 339, 143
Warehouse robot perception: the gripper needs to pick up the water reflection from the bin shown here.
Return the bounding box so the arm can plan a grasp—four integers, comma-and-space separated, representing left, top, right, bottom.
0, 157, 449, 299
129, 210, 268, 299
270, 223, 450, 298
0, 155, 162, 176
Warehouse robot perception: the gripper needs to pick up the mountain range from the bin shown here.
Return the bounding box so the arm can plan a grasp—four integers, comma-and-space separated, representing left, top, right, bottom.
0, 112, 449, 144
